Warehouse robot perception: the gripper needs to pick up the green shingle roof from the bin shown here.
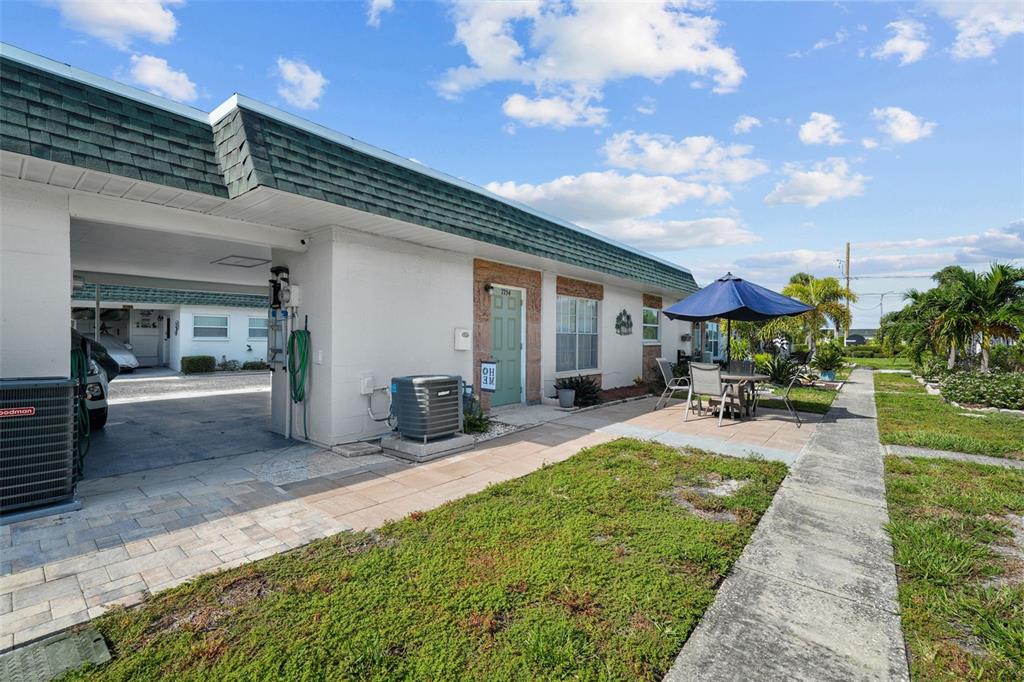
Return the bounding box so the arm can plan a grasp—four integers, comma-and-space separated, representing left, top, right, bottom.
1, 58, 227, 196
1, 49, 697, 294
72, 284, 267, 309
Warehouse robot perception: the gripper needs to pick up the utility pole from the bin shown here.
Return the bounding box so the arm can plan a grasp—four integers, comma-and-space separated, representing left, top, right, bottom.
843, 241, 851, 345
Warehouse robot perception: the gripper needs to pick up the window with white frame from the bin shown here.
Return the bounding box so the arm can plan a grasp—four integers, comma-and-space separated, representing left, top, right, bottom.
556, 296, 598, 372
248, 317, 268, 339
193, 315, 229, 339
642, 307, 661, 343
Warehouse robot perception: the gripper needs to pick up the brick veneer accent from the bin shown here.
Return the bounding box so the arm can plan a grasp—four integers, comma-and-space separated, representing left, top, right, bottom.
473, 259, 543, 411
556, 276, 604, 301
643, 344, 662, 383
643, 293, 663, 309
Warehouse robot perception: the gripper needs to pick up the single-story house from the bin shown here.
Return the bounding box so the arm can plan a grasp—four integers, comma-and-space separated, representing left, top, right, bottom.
0, 42, 704, 446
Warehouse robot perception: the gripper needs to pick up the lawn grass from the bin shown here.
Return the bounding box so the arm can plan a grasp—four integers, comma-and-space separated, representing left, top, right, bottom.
68, 440, 787, 681
884, 456, 1024, 681
874, 373, 1024, 459
847, 356, 916, 370
759, 385, 838, 414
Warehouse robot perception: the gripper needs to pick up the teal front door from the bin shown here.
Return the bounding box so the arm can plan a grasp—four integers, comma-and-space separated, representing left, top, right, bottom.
490, 287, 523, 406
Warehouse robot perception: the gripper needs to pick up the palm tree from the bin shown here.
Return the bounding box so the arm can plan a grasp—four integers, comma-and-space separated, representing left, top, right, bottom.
880, 285, 972, 369
762, 274, 857, 353
941, 264, 1024, 372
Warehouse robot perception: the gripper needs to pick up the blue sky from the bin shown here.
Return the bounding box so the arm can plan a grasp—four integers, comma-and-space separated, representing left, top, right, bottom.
2, 1, 1021, 327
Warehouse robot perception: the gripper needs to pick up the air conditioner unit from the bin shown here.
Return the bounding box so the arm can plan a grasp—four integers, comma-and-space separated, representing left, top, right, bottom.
1, 378, 77, 515
390, 375, 464, 443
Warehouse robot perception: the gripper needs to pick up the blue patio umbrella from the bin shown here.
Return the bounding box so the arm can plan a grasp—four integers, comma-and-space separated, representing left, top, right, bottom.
663, 272, 813, 363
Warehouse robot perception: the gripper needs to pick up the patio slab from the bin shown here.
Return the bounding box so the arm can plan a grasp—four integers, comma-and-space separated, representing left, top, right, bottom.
0, 394, 819, 651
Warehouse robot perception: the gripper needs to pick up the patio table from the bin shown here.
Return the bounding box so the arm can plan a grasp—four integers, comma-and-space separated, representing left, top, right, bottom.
721, 373, 769, 417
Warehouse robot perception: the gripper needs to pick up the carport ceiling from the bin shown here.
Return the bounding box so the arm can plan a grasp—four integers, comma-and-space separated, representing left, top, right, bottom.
71, 220, 272, 286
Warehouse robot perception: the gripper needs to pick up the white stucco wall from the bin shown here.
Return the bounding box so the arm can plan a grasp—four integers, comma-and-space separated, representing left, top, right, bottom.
0, 179, 71, 378
330, 229, 474, 441
270, 227, 474, 445
176, 305, 268, 367
600, 284, 645, 390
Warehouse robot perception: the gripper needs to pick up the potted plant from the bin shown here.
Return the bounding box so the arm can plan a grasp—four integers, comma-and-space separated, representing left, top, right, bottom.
811, 341, 845, 381
553, 375, 603, 408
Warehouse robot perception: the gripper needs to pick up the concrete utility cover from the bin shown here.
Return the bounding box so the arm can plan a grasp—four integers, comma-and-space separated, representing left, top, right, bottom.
0, 628, 110, 681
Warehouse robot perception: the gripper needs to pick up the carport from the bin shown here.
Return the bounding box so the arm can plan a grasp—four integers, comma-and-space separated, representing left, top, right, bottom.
69, 221, 290, 479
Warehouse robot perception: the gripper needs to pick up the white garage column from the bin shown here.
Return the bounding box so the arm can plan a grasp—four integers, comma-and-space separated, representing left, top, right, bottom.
270, 227, 337, 443
0, 179, 71, 379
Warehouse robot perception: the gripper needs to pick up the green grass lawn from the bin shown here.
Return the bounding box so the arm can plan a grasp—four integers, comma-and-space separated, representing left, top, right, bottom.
884, 456, 1024, 681
846, 356, 916, 370
874, 373, 1024, 459
68, 440, 787, 681
759, 385, 838, 414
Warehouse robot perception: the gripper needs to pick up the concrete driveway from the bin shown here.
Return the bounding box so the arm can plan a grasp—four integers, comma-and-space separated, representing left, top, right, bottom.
85, 372, 285, 479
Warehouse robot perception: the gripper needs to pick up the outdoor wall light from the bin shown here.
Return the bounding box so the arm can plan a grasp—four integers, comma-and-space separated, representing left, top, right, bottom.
483, 283, 493, 294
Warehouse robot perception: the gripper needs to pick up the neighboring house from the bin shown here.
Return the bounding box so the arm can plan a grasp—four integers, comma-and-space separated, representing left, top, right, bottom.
846, 328, 878, 346
70, 284, 269, 370
0, 43, 699, 445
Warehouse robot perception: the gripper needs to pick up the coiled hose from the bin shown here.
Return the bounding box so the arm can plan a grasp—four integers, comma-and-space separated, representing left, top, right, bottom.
288, 329, 311, 440
70, 347, 90, 480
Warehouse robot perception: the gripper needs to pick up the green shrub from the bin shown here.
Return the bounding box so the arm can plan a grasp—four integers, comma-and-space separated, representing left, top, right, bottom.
811, 341, 845, 373
553, 374, 603, 407
181, 355, 215, 374
758, 354, 799, 385
990, 344, 1024, 373
461, 391, 491, 434
940, 372, 1024, 410
918, 357, 952, 383
242, 360, 269, 370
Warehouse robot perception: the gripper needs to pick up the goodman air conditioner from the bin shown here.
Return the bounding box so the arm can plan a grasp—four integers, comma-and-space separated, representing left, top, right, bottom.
0, 378, 77, 515
390, 375, 464, 443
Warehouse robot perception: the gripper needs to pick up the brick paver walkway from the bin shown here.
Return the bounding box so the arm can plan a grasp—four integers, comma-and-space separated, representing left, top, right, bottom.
1, 397, 816, 651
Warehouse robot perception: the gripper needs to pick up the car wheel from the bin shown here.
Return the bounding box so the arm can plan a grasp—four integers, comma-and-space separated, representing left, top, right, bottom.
89, 407, 108, 430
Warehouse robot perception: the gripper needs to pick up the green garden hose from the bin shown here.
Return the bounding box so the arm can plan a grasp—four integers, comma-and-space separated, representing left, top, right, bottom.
70, 347, 90, 480
288, 329, 311, 440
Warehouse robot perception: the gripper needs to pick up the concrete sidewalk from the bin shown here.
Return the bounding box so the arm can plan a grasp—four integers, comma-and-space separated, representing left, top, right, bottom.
666, 367, 910, 681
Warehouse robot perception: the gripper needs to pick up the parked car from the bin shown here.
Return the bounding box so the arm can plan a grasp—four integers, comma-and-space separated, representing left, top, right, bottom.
85, 359, 109, 429
72, 330, 119, 430
98, 334, 139, 372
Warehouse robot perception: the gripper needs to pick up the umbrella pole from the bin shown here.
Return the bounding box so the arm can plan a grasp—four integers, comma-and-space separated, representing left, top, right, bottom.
726, 318, 731, 370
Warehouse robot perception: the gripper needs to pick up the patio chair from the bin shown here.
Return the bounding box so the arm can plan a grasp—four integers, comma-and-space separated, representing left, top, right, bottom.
654, 357, 691, 410
685, 362, 743, 427
775, 368, 804, 427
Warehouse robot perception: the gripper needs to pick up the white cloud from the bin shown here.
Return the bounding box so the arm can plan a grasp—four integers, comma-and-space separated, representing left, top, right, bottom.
486, 170, 722, 224
798, 112, 847, 145
930, 1, 1024, 59
764, 158, 868, 207
871, 106, 936, 143
873, 19, 930, 65
861, 137, 879, 149
590, 217, 759, 251
126, 54, 196, 102
367, 0, 394, 27
275, 57, 329, 110
634, 96, 657, 115
439, 1, 745, 127
486, 170, 756, 251
858, 221, 1024, 259
732, 114, 761, 134
502, 92, 607, 128
790, 28, 849, 57
52, 0, 182, 50
602, 131, 768, 184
